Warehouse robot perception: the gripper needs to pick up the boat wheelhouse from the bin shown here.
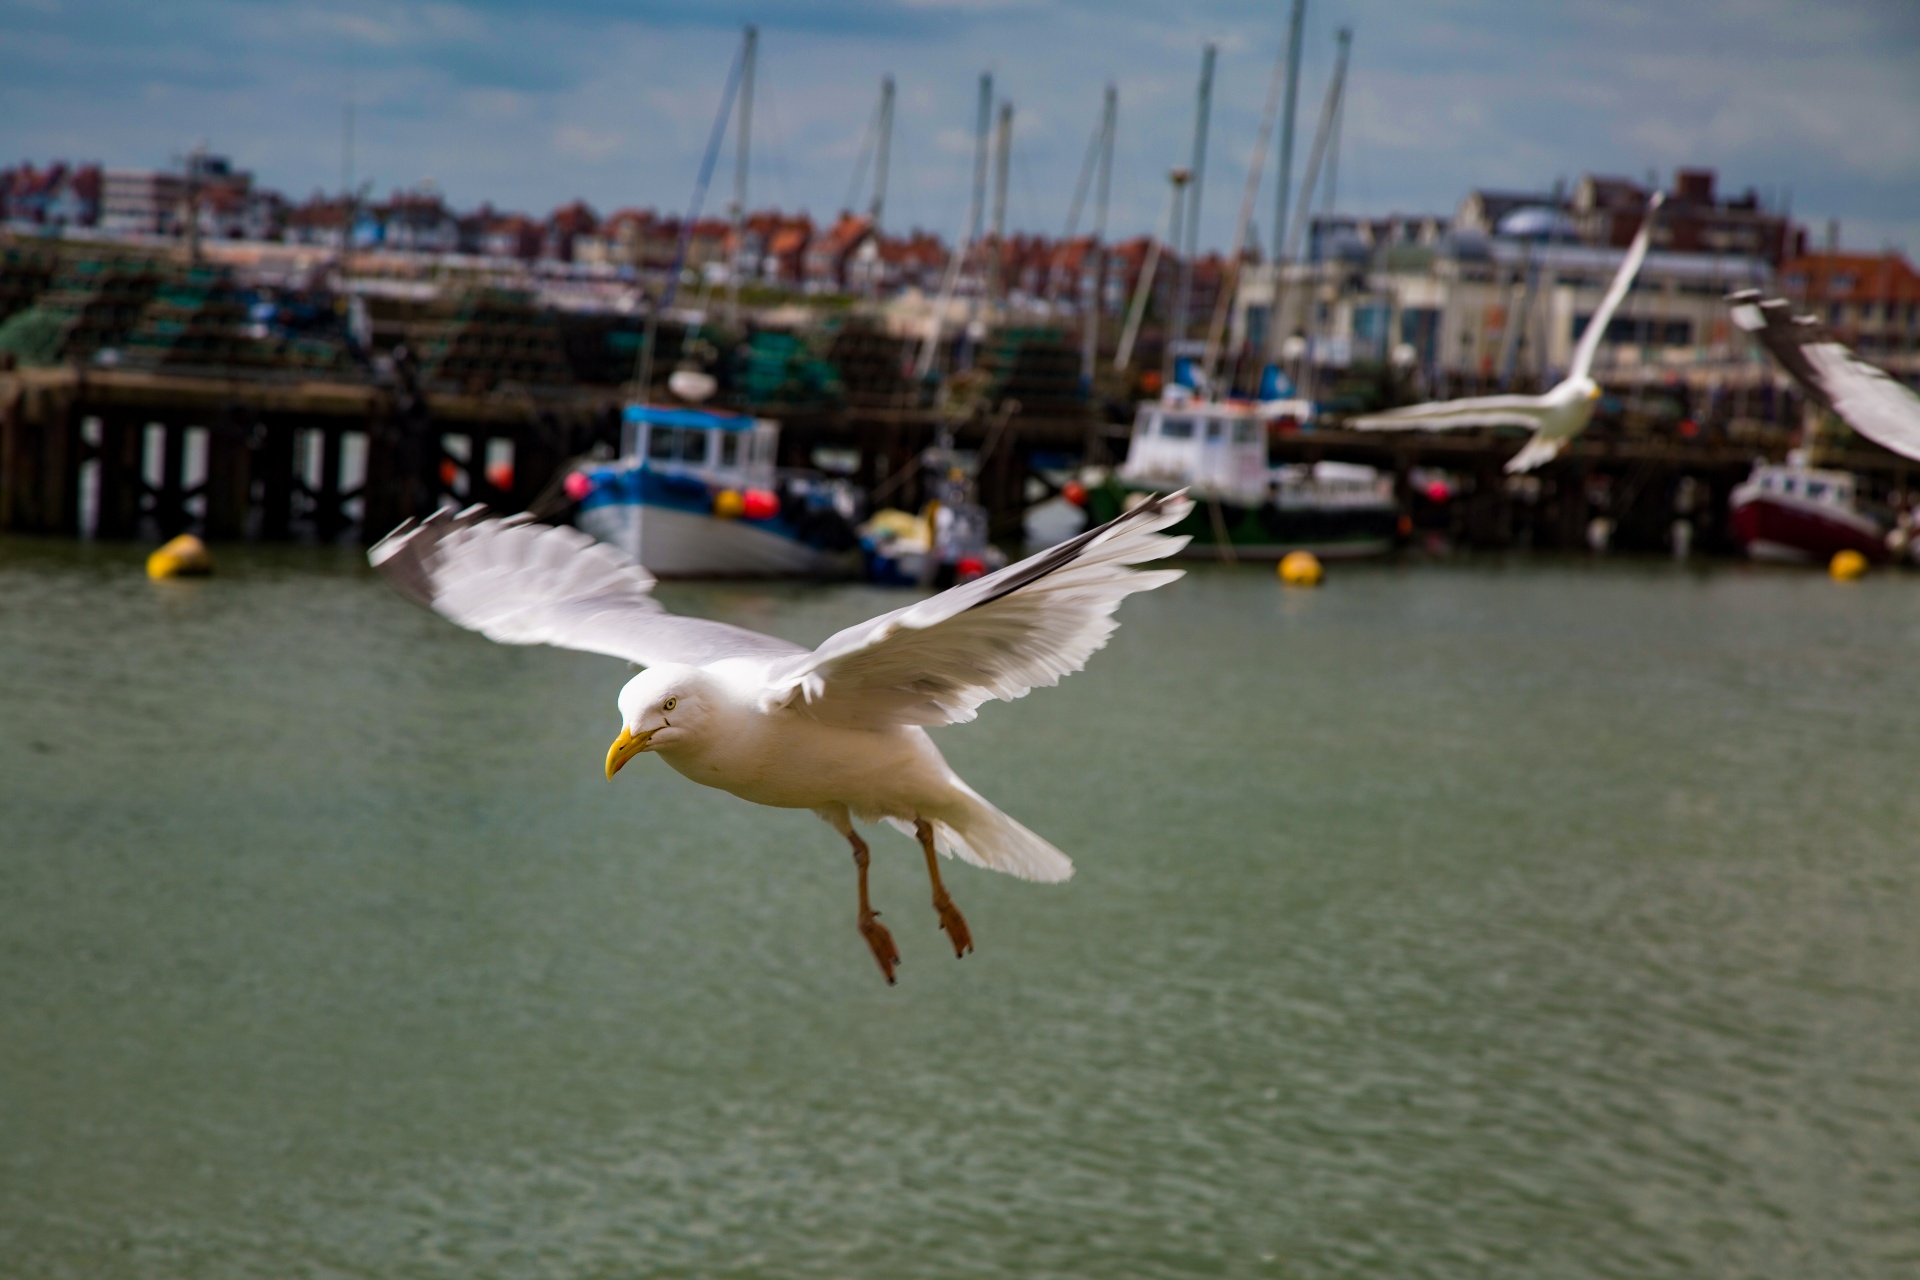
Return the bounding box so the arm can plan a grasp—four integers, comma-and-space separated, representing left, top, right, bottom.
1729, 460, 1888, 564
1120, 396, 1278, 507
572, 404, 859, 577
1106, 392, 1398, 559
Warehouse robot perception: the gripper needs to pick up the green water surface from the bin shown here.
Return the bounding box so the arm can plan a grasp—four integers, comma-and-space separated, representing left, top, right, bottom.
2, 540, 1918, 1278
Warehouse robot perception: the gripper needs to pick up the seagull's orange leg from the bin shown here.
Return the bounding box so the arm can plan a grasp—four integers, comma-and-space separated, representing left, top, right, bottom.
846, 829, 900, 984
916, 819, 974, 958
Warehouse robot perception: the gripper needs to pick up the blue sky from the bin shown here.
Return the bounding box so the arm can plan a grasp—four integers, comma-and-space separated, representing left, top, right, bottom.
5, 0, 1917, 255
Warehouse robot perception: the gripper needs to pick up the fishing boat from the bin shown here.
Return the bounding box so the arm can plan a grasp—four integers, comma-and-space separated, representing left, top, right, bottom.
857, 430, 1008, 587
1093, 390, 1399, 559
569, 404, 861, 577
1729, 458, 1888, 564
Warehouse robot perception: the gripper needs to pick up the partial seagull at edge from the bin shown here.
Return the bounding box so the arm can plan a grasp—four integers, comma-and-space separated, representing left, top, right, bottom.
1727, 289, 1920, 462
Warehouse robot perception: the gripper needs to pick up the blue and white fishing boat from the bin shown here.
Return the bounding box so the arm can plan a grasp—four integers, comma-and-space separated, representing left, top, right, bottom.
570, 404, 861, 577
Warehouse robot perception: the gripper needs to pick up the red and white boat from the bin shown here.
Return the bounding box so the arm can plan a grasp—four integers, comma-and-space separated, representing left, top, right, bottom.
1729, 460, 1888, 564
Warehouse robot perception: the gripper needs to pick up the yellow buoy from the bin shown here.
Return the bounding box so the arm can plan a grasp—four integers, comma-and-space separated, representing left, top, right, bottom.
146, 533, 213, 580
1829, 548, 1869, 581
1278, 550, 1324, 587
712, 488, 745, 519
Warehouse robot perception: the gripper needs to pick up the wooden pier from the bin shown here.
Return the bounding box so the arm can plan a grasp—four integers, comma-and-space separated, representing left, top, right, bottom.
0, 364, 1092, 546
0, 365, 619, 543
4, 360, 1906, 559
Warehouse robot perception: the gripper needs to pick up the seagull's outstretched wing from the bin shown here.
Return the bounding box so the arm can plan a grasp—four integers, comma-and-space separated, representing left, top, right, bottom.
1567, 190, 1665, 382
1347, 394, 1551, 433
1731, 291, 1920, 462
768, 492, 1193, 728
370, 506, 807, 667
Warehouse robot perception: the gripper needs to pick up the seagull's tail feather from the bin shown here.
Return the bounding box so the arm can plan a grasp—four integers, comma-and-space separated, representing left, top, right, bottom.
1504, 434, 1569, 474
884, 785, 1073, 884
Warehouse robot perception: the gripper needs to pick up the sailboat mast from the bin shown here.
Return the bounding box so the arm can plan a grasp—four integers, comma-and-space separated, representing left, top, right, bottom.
968, 74, 992, 251
1272, 0, 1306, 270
634, 30, 748, 401
727, 24, 757, 327
991, 101, 1012, 305
870, 76, 894, 231
1202, 28, 1298, 387
1172, 43, 1216, 353
1082, 83, 1116, 384
1321, 38, 1345, 218
1264, 25, 1350, 367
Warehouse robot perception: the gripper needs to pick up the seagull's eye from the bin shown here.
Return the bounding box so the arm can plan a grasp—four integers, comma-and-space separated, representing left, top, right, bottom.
662, 697, 677, 712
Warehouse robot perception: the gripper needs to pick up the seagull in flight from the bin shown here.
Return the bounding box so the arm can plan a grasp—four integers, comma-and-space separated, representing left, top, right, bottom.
370, 493, 1192, 983
1728, 289, 1920, 461
1348, 191, 1666, 473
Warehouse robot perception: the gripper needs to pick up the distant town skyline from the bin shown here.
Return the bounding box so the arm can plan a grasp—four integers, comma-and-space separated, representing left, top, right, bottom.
5, 0, 1917, 253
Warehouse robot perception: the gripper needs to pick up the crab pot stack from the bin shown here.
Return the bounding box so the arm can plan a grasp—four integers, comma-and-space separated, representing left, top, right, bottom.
740, 329, 843, 409
409, 288, 575, 392
0, 256, 165, 367
554, 313, 686, 389
825, 316, 918, 408
978, 326, 1085, 417
0, 246, 57, 330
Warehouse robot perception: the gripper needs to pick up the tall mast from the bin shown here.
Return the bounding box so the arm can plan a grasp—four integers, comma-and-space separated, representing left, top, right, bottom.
1202, 29, 1299, 387
968, 73, 992, 250
1264, 25, 1350, 366
1115, 171, 1184, 375
1052, 93, 1108, 304
1321, 40, 1346, 218
727, 24, 757, 327
1272, 0, 1306, 269
870, 75, 894, 231
341, 99, 354, 270
1081, 83, 1116, 383
1163, 167, 1191, 383
991, 100, 1012, 304
1172, 44, 1216, 352
634, 30, 748, 402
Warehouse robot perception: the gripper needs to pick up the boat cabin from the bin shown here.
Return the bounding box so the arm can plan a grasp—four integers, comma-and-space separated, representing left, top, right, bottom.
1745, 463, 1857, 511
1121, 399, 1271, 505
621, 404, 779, 492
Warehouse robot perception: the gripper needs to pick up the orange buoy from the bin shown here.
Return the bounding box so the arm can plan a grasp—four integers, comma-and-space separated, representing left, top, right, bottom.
146, 533, 213, 579
1278, 550, 1324, 587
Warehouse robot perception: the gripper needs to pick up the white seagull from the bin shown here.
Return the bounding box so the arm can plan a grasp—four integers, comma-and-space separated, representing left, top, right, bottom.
1348, 191, 1667, 473
369, 493, 1192, 983
1728, 289, 1920, 462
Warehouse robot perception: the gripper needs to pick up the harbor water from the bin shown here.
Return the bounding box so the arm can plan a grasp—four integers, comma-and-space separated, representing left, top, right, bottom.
4, 540, 1919, 1278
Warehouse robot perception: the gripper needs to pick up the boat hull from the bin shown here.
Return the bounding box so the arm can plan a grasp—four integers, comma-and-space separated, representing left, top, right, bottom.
1096, 492, 1397, 560
578, 498, 855, 578
1730, 493, 1887, 564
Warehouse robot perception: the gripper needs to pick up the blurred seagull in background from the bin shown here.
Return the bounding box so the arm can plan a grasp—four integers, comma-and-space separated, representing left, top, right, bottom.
370, 492, 1191, 984
1349, 191, 1667, 473
1728, 289, 1920, 461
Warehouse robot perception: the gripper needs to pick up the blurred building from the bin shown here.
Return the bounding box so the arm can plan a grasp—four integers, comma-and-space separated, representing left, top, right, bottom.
1780, 251, 1920, 356
2, 162, 101, 227
1233, 168, 1785, 384
100, 169, 186, 236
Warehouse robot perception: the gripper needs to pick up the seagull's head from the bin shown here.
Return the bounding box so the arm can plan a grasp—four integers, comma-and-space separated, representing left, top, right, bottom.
607, 663, 712, 779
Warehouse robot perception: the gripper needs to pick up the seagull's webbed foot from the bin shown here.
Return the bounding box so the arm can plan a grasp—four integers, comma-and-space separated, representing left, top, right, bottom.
847, 830, 900, 984
858, 905, 901, 985
917, 819, 974, 959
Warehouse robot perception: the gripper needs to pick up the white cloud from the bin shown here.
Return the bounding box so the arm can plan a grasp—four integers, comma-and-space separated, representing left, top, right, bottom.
554, 123, 622, 161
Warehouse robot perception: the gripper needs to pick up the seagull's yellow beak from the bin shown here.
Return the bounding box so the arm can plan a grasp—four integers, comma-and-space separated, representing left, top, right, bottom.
605, 725, 656, 779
